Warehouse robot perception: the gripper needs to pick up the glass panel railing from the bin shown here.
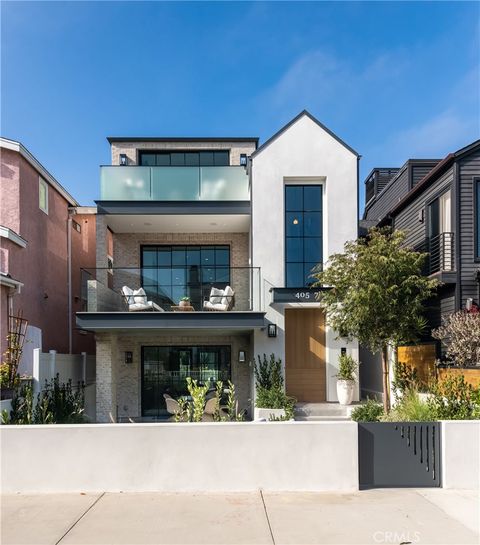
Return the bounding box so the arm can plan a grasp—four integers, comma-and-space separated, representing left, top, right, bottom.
100, 167, 151, 200
151, 167, 200, 200
200, 167, 250, 200
81, 267, 262, 312
100, 166, 250, 201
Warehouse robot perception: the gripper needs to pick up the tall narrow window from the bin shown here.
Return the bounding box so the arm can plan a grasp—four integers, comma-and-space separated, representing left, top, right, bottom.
428, 189, 452, 272
39, 177, 48, 214
285, 185, 322, 287
475, 178, 480, 259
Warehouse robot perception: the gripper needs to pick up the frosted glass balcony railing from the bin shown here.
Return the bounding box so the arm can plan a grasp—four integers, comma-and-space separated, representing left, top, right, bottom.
100, 166, 250, 201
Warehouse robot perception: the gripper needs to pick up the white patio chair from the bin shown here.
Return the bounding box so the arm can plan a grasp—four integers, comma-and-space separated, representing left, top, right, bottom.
203, 286, 235, 311
121, 286, 164, 312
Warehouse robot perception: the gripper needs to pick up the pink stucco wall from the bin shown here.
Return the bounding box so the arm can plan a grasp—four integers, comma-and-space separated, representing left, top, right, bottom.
0, 147, 95, 356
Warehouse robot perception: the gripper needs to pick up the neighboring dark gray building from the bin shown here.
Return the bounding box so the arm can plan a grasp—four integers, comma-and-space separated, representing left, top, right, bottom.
359, 139, 480, 398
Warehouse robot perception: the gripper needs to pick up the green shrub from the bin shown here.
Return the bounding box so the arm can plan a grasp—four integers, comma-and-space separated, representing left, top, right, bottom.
254, 354, 283, 390
8, 376, 85, 424
429, 374, 480, 420
383, 390, 436, 422
254, 354, 296, 419
256, 387, 296, 420
351, 398, 384, 422
336, 354, 358, 381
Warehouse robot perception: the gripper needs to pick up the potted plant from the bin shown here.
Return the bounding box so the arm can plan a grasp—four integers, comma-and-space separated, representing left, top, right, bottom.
335, 354, 358, 405
179, 296, 191, 308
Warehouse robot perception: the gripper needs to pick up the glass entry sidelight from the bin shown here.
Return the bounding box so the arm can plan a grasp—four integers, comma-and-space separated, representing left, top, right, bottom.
141, 345, 231, 417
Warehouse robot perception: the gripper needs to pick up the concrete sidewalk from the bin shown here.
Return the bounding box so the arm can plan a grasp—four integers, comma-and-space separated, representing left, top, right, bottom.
1, 489, 478, 545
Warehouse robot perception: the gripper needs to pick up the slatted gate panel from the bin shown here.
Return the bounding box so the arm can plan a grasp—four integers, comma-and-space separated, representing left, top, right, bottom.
358, 422, 441, 488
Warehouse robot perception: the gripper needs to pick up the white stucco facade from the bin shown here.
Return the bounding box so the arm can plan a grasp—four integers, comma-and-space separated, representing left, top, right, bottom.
251, 112, 359, 402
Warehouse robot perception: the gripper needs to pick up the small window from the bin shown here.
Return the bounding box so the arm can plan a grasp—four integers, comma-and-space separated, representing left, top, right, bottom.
39, 177, 48, 214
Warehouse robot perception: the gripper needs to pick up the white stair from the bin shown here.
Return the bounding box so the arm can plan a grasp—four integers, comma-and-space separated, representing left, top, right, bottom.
294, 402, 359, 421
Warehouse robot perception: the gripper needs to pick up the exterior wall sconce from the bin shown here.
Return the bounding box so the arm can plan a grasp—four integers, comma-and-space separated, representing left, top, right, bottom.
267, 324, 277, 338
240, 154, 247, 167
125, 351, 133, 364
418, 209, 424, 223
293, 218, 299, 225
238, 350, 246, 363
120, 154, 128, 166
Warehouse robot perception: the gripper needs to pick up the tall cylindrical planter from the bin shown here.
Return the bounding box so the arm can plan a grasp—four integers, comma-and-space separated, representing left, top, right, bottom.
336, 379, 355, 405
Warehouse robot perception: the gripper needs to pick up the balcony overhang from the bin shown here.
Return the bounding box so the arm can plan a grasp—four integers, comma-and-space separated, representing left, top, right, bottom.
429, 270, 457, 285
96, 200, 251, 216
98, 209, 251, 233
76, 311, 266, 333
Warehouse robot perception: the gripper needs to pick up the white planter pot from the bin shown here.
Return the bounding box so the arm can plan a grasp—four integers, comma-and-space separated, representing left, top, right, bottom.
336, 379, 355, 405
254, 407, 286, 421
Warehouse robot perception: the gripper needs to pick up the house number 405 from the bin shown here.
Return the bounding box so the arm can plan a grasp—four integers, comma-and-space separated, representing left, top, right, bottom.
295, 292, 311, 299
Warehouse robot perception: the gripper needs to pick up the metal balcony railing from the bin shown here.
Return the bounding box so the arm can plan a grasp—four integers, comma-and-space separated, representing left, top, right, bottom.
428, 232, 455, 274
99, 166, 250, 201
80, 266, 262, 312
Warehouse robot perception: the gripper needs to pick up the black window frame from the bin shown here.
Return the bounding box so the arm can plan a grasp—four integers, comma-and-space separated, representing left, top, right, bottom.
140, 244, 231, 309
138, 150, 230, 167
284, 184, 323, 288
141, 345, 231, 417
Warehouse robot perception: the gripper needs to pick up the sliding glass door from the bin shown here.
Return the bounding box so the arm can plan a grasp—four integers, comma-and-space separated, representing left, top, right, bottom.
141, 345, 231, 417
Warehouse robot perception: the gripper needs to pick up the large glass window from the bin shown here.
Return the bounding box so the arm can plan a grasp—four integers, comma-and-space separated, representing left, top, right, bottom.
285, 185, 322, 287
141, 245, 230, 309
141, 345, 231, 417
139, 150, 229, 167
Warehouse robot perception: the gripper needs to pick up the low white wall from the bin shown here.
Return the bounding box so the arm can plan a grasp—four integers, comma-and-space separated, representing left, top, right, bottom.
442, 421, 480, 489
1, 421, 358, 493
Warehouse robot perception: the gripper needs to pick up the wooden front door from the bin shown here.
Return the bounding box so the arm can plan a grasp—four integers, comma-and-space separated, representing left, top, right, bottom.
285, 308, 326, 402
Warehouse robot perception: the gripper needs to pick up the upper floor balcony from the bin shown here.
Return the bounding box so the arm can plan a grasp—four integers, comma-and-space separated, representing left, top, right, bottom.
100, 165, 250, 202
76, 266, 265, 332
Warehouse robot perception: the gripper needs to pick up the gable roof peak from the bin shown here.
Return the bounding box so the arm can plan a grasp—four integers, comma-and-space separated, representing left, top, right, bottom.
252, 110, 360, 158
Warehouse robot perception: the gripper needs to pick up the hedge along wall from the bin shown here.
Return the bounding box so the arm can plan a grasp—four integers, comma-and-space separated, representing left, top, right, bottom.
1, 421, 359, 493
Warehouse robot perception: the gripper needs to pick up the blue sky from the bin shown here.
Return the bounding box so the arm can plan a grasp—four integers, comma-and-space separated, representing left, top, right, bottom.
2, 1, 479, 209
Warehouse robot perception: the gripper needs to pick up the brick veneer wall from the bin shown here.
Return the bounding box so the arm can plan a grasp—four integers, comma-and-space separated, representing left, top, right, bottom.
111, 231, 250, 309
95, 332, 253, 422
110, 141, 257, 167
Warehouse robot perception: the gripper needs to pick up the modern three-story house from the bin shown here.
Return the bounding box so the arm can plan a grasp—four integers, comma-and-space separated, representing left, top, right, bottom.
76, 111, 359, 422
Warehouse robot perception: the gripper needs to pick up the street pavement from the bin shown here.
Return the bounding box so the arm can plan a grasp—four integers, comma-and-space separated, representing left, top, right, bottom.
1, 488, 478, 545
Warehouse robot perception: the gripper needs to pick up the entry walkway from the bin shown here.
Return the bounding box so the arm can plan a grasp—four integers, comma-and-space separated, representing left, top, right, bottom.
1, 489, 478, 544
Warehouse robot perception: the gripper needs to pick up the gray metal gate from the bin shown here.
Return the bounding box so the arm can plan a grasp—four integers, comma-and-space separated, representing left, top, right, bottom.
358, 422, 441, 488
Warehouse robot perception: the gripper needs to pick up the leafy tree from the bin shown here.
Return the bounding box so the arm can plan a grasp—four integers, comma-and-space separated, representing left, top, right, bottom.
313, 228, 438, 411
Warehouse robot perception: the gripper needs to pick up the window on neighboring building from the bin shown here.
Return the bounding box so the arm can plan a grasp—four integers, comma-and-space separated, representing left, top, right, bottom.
475, 178, 480, 260
139, 150, 230, 167
39, 177, 48, 214
285, 185, 322, 287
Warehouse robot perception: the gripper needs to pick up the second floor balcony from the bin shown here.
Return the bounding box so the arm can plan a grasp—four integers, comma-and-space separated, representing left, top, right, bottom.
100, 166, 250, 202
428, 232, 455, 276
80, 266, 262, 314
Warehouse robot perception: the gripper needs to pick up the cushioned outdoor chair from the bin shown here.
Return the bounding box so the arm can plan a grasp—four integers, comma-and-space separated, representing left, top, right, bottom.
203, 286, 235, 311
121, 286, 164, 312
164, 395, 181, 417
